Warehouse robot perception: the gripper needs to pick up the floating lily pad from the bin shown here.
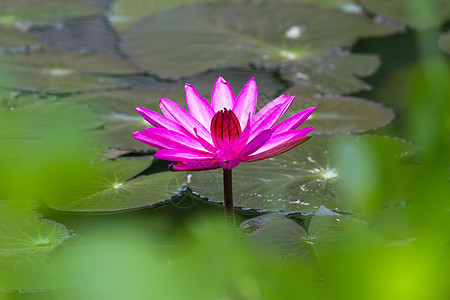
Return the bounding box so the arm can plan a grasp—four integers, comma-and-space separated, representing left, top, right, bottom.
0, 0, 103, 23
245, 206, 369, 260
68, 89, 175, 150
111, 0, 361, 31
189, 135, 415, 213
279, 52, 380, 94
282, 93, 395, 134
30, 17, 122, 57
0, 200, 71, 290
358, 0, 450, 29
0, 25, 44, 49
0, 50, 137, 92
44, 158, 186, 212
122, 2, 402, 84
0, 99, 104, 201
438, 30, 450, 55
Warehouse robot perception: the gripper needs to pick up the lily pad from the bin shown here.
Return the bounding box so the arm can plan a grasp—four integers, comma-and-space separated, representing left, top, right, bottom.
358, 0, 450, 29
189, 135, 415, 213
245, 206, 368, 260
438, 30, 450, 55
122, 2, 402, 86
68, 89, 176, 150
0, 99, 104, 201
0, 25, 44, 49
29, 17, 122, 57
112, 0, 363, 32
279, 52, 380, 94
44, 157, 186, 212
0, 0, 103, 23
282, 93, 395, 134
0, 200, 71, 290
0, 50, 137, 92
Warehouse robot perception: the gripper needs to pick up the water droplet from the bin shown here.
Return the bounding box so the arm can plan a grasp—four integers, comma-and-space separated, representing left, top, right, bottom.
295, 72, 310, 80
285, 25, 305, 39
113, 182, 123, 189
280, 50, 297, 60
322, 169, 338, 179
41, 68, 75, 76
339, 3, 364, 14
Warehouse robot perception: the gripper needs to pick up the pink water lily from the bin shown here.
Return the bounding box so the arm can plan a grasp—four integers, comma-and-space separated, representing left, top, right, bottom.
133, 76, 316, 171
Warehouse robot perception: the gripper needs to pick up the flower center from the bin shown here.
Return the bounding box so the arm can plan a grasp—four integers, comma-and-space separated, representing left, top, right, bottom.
210, 108, 241, 150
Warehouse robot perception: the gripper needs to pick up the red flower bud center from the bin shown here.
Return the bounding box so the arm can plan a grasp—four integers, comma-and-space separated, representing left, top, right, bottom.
210, 109, 242, 149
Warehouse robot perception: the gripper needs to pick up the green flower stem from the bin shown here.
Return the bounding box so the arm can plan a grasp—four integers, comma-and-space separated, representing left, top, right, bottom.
223, 168, 235, 225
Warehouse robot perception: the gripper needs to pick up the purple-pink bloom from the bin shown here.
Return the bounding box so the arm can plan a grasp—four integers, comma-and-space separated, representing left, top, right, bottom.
133, 76, 316, 171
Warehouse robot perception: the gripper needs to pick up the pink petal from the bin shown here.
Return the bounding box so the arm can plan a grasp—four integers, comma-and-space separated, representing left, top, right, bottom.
193, 128, 216, 152
132, 129, 199, 151
232, 77, 257, 127
242, 136, 312, 162
185, 83, 215, 129
142, 128, 206, 151
135, 106, 190, 134
272, 106, 317, 135
171, 160, 220, 171
231, 113, 252, 152
132, 131, 167, 149
252, 94, 289, 124
249, 96, 295, 139
154, 149, 213, 161
239, 129, 275, 157
159, 98, 212, 143
251, 128, 314, 155
211, 76, 235, 111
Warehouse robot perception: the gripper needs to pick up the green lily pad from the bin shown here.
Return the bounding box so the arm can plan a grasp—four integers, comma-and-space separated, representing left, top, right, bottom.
282, 93, 395, 134
44, 158, 186, 212
68, 89, 175, 150
0, 0, 103, 23
111, 0, 357, 32
122, 2, 402, 86
29, 17, 122, 57
279, 52, 380, 94
438, 30, 450, 55
0, 50, 137, 93
245, 206, 369, 261
189, 135, 415, 213
0, 25, 44, 49
0, 200, 71, 290
0, 99, 104, 201
358, 0, 450, 29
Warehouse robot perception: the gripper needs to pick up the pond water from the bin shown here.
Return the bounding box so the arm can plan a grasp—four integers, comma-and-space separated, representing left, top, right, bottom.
0, 0, 449, 299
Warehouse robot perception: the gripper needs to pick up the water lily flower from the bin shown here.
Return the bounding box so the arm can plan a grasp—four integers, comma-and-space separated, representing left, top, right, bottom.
133, 76, 316, 171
